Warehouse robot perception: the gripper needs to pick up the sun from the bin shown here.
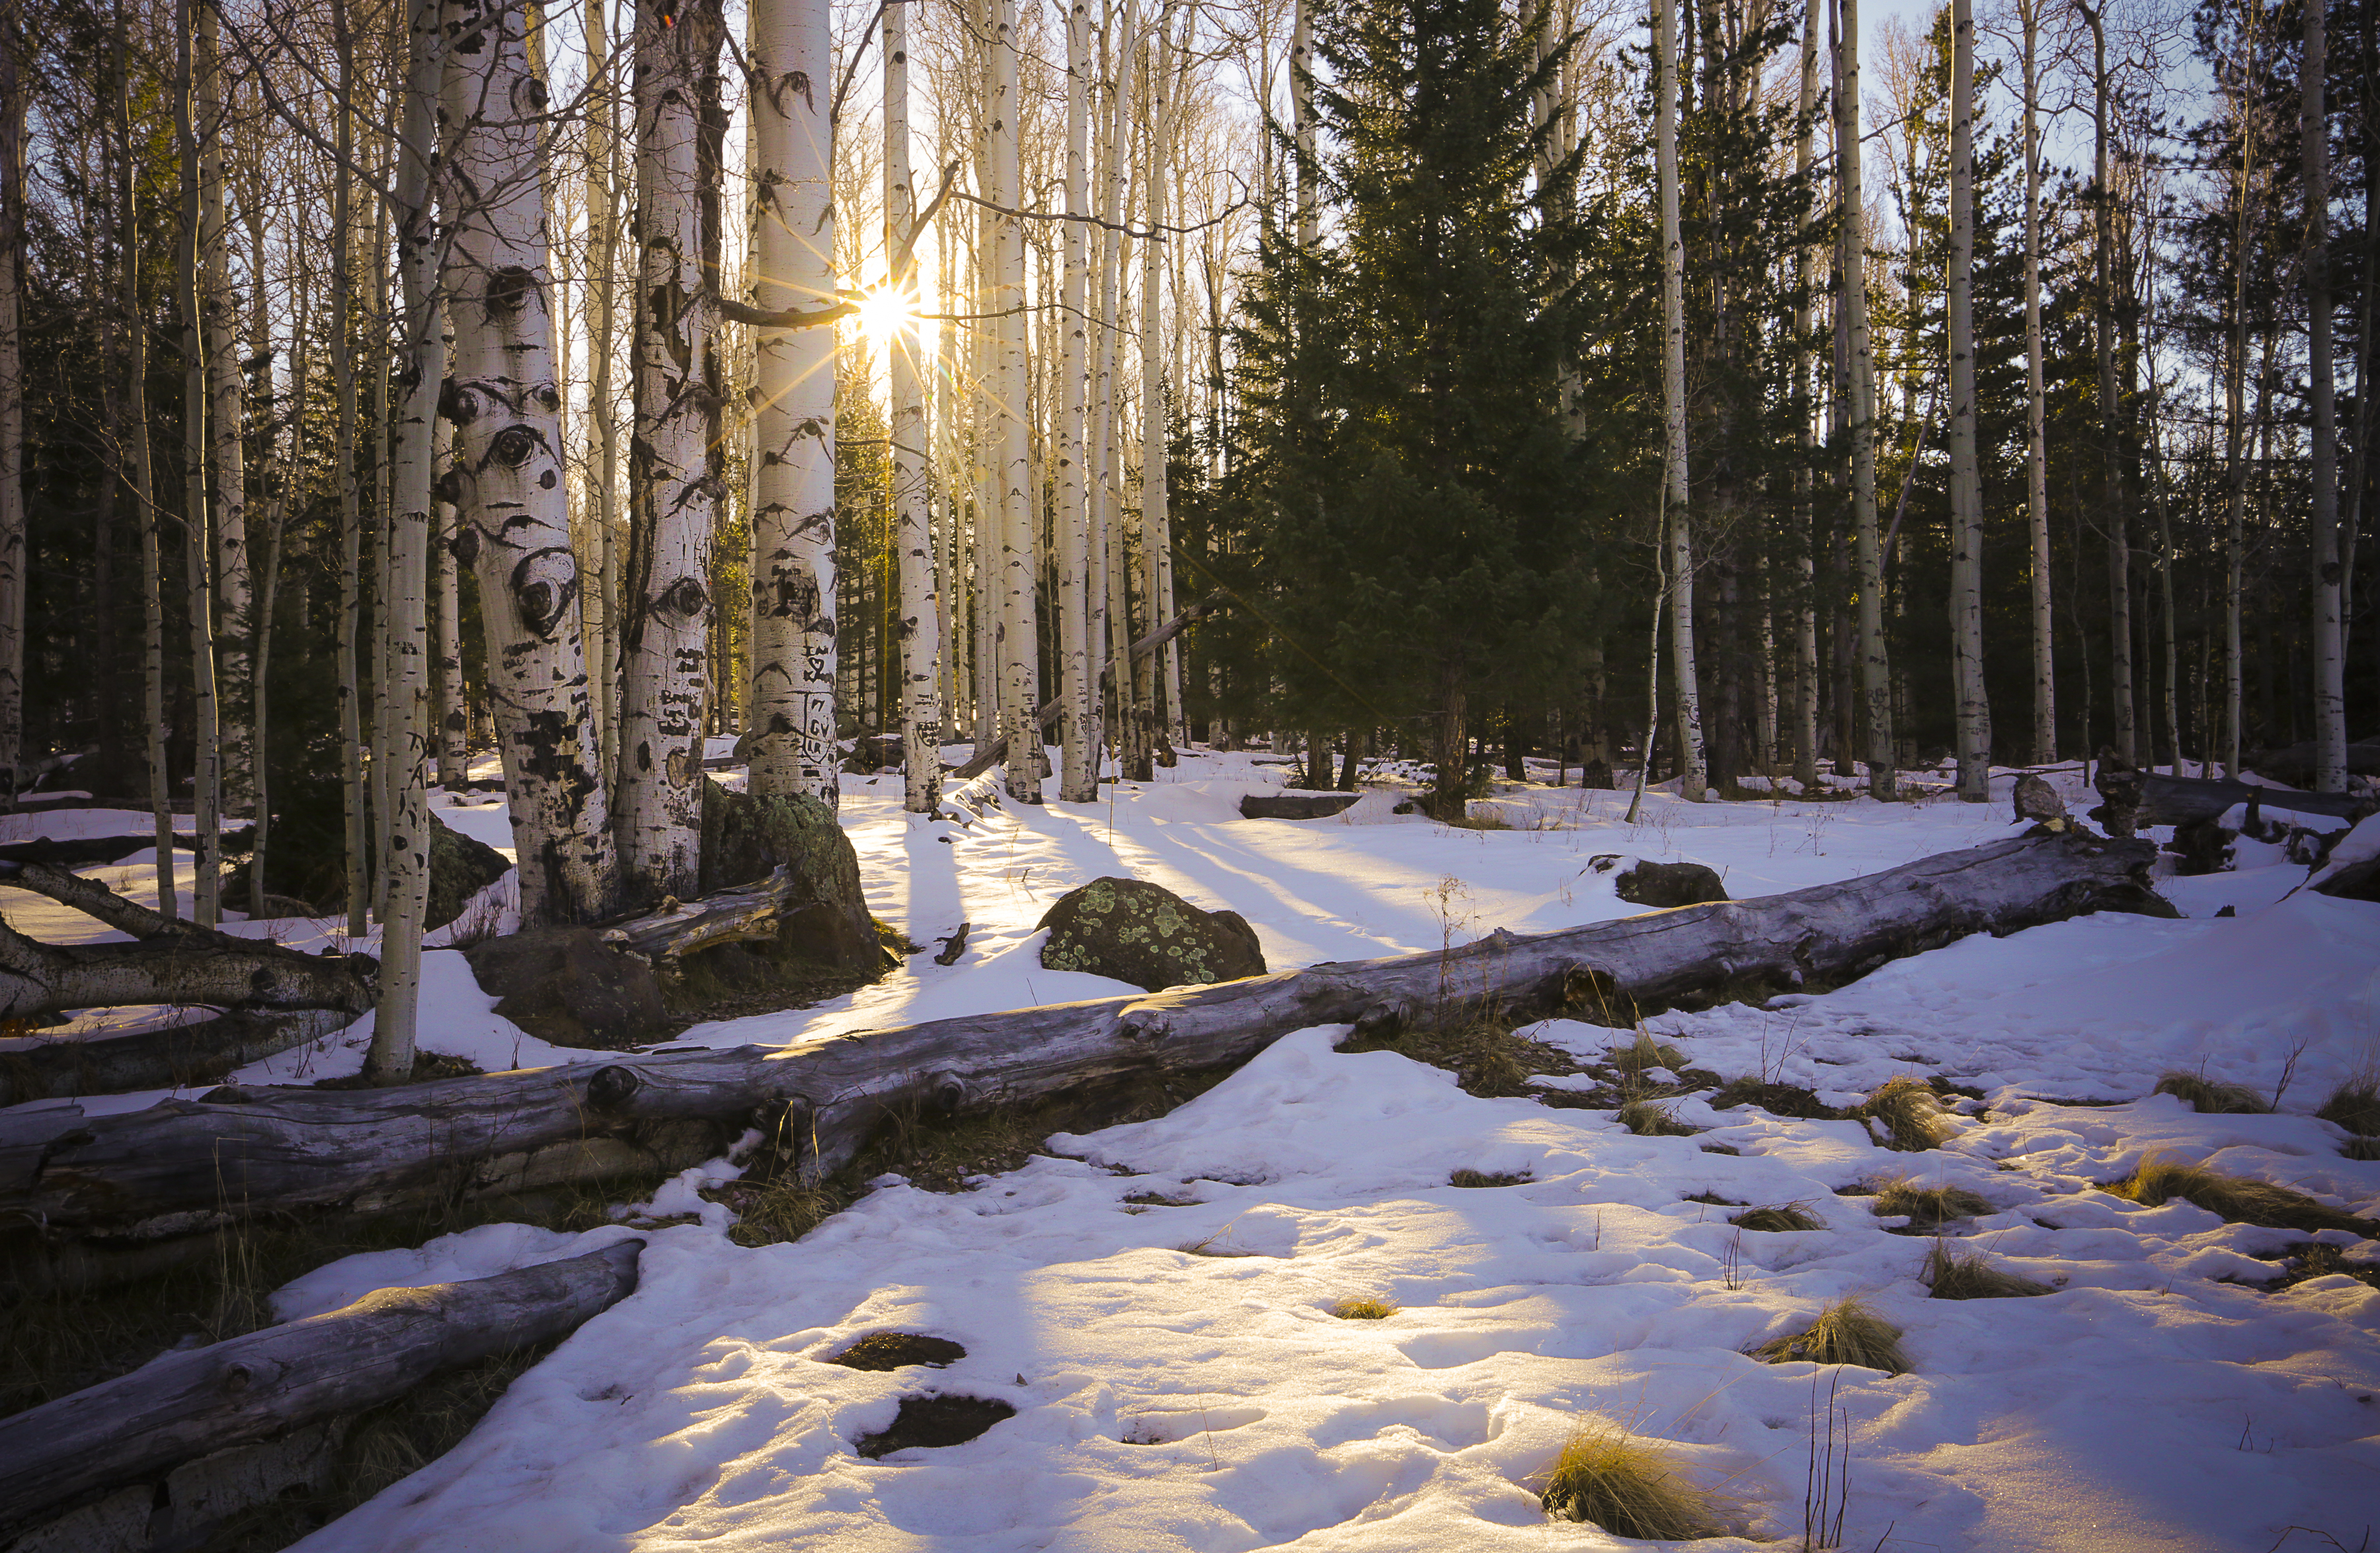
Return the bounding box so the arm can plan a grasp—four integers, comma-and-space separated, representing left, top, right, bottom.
855, 285, 914, 348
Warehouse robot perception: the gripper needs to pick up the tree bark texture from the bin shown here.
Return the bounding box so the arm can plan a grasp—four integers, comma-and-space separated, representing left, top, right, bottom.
198, 0, 251, 820
746, 0, 840, 810
440, 0, 620, 926
0, 835, 2165, 1246
0, 24, 22, 797
616, 0, 727, 905
1052, 0, 1098, 805
1946, 0, 1991, 800
1835, 0, 1893, 799
2302, 0, 2346, 791
0, 1240, 643, 1542
1655, 0, 1708, 801
888, 0, 945, 815
177, 0, 223, 927
2019, 0, 2055, 765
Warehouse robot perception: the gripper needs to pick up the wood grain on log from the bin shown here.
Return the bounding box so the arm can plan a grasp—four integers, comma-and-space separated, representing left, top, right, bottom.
0, 912, 376, 1021
0, 836, 2163, 1247
1, 857, 194, 938
601, 865, 805, 973
0, 1240, 643, 1541
0, 1008, 350, 1107
2138, 773, 2366, 827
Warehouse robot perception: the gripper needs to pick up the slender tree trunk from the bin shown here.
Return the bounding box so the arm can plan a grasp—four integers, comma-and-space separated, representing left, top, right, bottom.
615, 0, 725, 906
331, 28, 368, 936
2020, 0, 2054, 764
1049, 0, 1097, 802
885, 0, 943, 812
1836, 0, 1892, 797
116, 0, 173, 913
441, 0, 619, 925
986, 0, 1039, 802
198, 1, 250, 821
1947, 0, 1990, 799
587, 0, 621, 788
2223, 0, 2263, 777
746, 0, 840, 809
1655, 0, 1707, 801
0, 22, 22, 799
367, 0, 450, 1080
2078, 3, 2133, 765
1095, 0, 1138, 777
1792, 0, 1821, 791
1135, 7, 1179, 777
176, 0, 223, 928
434, 415, 466, 785
2303, 0, 2345, 790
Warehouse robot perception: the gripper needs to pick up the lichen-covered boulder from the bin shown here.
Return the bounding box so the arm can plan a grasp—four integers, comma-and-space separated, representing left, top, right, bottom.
699, 780, 882, 975
1037, 877, 1266, 992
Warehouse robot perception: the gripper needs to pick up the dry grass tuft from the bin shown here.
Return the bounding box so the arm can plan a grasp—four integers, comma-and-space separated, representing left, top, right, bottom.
1854, 1075, 1954, 1151
1449, 1168, 1533, 1187
1618, 1099, 1698, 1138
2103, 1153, 2375, 1236
1337, 1012, 1569, 1099
1613, 1030, 1690, 1076
2153, 1071, 2273, 1115
1869, 1175, 1995, 1229
2318, 1079, 2380, 1138
1331, 1296, 1399, 1320
1923, 1240, 2053, 1299
1731, 1203, 1824, 1234
1750, 1296, 1909, 1374
1535, 1415, 1727, 1539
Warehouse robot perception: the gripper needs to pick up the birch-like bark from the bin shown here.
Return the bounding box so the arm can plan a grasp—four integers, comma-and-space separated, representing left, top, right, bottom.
1791, 0, 1821, 791
1095, 0, 1139, 774
2078, 3, 2132, 765
1946, 0, 1990, 800
368, 0, 449, 1080
1049, 0, 1097, 802
176, 0, 223, 928
2018, 0, 2054, 764
889, 0, 945, 811
331, 13, 368, 936
746, 0, 840, 809
2302, 0, 2345, 791
616, 0, 725, 905
2222, 0, 2262, 778
586, 0, 620, 785
441, 0, 619, 925
198, 1, 251, 820
0, 26, 22, 798
990, 0, 1041, 802
1836, 0, 1891, 797
1291, 1, 1315, 250
1137, 11, 1179, 771
116, 0, 173, 912
1655, 0, 1706, 801
434, 416, 466, 785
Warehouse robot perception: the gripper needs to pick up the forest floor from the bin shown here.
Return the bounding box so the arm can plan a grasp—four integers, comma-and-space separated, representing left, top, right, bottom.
5, 752, 2378, 1551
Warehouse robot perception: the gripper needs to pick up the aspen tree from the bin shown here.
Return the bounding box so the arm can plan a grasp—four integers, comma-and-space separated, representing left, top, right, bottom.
1135, 7, 1180, 776
1791, 0, 1821, 791
1655, 0, 1707, 801
177, 0, 225, 927
1095, 0, 1141, 775
587, 0, 620, 782
2221, 0, 2263, 778
118, 0, 173, 912
1052, 0, 1099, 801
748, 0, 842, 809
2016, 0, 2055, 764
990, 0, 1041, 801
2302, 0, 2345, 791
198, 0, 251, 818
0, 14, 20, 799
331, 3, 368, 936
434, 415, 466, 785
887, 0, 946, 811
2076, 1, 2131, 765
616, 0, 726, 904
368, 0, 450, 1080
1835, 0, 1892, 797
1946, 0, 1990, 799
441, 0, 620, 924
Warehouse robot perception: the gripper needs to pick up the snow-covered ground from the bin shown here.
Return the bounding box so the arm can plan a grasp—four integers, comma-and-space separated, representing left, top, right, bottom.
7, 752, 2378, 1550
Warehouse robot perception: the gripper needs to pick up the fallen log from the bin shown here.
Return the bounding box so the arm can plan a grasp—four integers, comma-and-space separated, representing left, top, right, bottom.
0, 826, 253, 869
0, 834, 2164, 1254
0, 912, 376, 1022
1240, 792, 1362, 820
601, 865, 807, 973
2138, 772, 2367, 827
0, 1240, 643, 1543
0, 1008, 351, 1107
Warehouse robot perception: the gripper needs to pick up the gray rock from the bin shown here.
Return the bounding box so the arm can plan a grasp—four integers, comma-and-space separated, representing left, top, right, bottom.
1591, 854, 1729, 909
464, 928, 668, 1049
1239, 791, 1360, 820
1037, 877, 1266, 991
701, 780, 882, 975
426, 813, 512, 931
2011, 773, 2067, 824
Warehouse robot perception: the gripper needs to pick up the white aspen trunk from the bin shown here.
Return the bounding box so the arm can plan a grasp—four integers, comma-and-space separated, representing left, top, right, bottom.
2019, 0, 2054, 764
1837, 0, 1892, 797
434, 415, 466, 785
176, 0, 223, 927
586, 0, 620, 787
1291, 1, 1314, 251
990, 0, 1041, 803
1791, 0, 1821, 791
1946, 0, 1990, 800
937, 331, 965, 732
1140, 8, 1179, 766
1158, 7, 1192, 749
0, 25, 21, 798
1654, 0, 1706, 801
746, 0, 840, 809
1101, 2, 1142, 779
367, 0, 449, 1082
887, 0, 943, 812
441, 0, 620, 925
2303, 0, 2345, 791
2081, 5, 2132, 766
117, 2, 172, 912
370, 192, 395, 921
198, 1, 250, 820
1052, 0, 1097, 801
616, 0, 724, 905
2222, 0, 2263, 779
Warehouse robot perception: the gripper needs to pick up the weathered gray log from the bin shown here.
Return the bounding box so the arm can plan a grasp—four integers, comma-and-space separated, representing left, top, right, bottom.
600, 865, 805, 973
1239, 792, 1361, 820
0, 912, 376, 1021
1, 856, 195, 937
0, 1008, 350, 1107
0, 826, 253, 869
2137, 772, 2367, 827
0, 1240, 643, 1542
0, 834, 2164, 1250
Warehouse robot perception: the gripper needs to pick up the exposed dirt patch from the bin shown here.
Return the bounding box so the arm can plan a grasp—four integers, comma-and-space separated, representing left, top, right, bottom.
828, 1334, 967, 1372
853, 1395, 1016, 1458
